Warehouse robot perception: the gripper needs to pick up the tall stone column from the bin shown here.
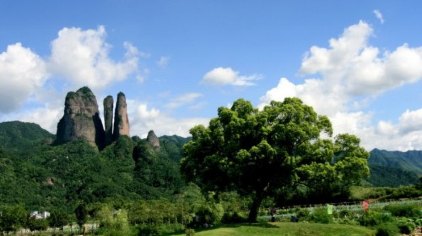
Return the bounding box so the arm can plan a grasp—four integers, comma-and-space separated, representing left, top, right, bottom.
103, 95, 114, 145
55, 87, 105, 149
113, 92, 130, 140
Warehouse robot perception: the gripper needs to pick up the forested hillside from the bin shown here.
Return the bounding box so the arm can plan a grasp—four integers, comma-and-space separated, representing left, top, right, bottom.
0, 121, 54, 153
1, 120, 421, 205
0, 121, 189, 215
368, 149, 422, 186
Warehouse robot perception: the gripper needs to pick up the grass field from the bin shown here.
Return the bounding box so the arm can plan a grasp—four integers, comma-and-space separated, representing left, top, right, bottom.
173, 222, 375, 236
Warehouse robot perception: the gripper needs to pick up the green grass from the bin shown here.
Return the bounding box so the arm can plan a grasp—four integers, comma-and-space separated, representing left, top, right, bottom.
173, 222, 375, 236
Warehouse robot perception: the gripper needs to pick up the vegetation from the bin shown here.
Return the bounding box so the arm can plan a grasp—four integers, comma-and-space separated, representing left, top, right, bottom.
173, 222, 375, 236
350, 185, 422, 201
368, 148, 422, 187
0, 97, 421, 235
0, 121, 54, 153
181, 98, 369, 222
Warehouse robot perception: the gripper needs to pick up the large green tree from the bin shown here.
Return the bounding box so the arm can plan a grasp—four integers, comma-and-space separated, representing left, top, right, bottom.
181, 98, 369, 222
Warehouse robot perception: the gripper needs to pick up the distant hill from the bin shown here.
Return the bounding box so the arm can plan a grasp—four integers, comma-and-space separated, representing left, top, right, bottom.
368, 149, 422, 187
0, 121, 54, 153
159, 135, 190, 162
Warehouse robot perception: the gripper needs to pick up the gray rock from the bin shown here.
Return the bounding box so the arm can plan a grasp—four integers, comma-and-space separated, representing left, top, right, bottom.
147, 130, 160, 149
103, 95, 114, 145
113, 92, 130, 140
55, 87, 105, 148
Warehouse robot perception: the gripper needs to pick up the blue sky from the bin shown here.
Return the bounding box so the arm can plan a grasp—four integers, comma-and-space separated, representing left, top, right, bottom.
1, 1, 422, 150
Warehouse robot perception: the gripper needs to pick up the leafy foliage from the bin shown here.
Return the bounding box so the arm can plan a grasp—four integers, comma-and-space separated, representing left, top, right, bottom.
181, 98, 369, 221
0, 204, 27, 233
0, 121, 189, 229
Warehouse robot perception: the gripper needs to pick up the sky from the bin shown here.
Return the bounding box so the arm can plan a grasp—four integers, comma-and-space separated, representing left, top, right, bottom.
1, 1, 422, 151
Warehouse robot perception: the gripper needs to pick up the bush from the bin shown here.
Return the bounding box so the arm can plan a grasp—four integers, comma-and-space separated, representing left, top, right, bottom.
375, 223, 399, 236
27, 218, 49, 231
384, 204, 421, 218
137, 225, 160, 236
359, 211, 394, 227
295, 208, 310, 221
191, 204, 224, 227
396, 217, 416, 234
221, 211, 246, 224
390, 186, 422, 199
308, 208, 333, 224
185, 228, 195, 236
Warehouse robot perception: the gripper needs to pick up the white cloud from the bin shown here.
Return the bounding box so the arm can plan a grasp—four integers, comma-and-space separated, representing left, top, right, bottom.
373, 9, 384, 24
0, 103, 62, 133
202, 67, 261, 87
128, 100, 209, 138
157, 56, 170, 68
260, 21, 422, 150
49, 26, 140, 89
0, 43, 48, 112
166, 93, 202, 109
397, 109, 422, 135
18, 106, 62, 133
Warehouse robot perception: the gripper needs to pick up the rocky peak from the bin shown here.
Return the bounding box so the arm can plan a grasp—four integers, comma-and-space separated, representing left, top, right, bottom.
147, 130, 160, 149
103, 96, 114, 146
113, 92, 130, 140
55, 87, 105, 148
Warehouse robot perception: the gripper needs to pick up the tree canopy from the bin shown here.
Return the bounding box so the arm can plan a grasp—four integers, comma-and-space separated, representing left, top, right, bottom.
181, 98, 369, 222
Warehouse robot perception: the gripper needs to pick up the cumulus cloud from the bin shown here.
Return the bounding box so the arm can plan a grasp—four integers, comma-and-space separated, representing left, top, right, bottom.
0, 43, 48, 112
166, 93, 202, 109
128, 100, 209, 138
373, 9, 384, 24
0, 25, 145, 135
16, 106, 62, 133
202, 67, 261, 86
260, 21, 422, 150
49, 26, 140, 89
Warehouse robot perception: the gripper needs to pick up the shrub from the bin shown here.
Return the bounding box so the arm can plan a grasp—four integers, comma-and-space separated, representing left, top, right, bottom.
295, 208, 310, 220
136, 225, 160, 236
191, 204, 224, 227
308, 208, 333, 224
221, 211, 246, 224
27, 218, 49, 231
384, 204, 421, 218
415, 218, 422, 227
359, 211, 394, 227
390, 186, 422, 199
185, 228, 195, 236
375, 223, 399, 236
396, 217, 416, 234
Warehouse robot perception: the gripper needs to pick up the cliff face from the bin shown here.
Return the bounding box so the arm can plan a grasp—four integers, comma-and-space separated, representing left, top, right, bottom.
147, 130, 160, 149
103, 95, 114, 146
113, 92, 130, 140
55, 87, 132, 149
55, 87, 105, 148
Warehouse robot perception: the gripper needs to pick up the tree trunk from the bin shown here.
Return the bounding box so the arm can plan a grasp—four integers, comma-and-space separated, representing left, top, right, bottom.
247, 191, 264, 222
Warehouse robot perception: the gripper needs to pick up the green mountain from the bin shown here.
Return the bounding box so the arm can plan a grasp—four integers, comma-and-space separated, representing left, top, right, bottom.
0, 121, 54, 153
0, 120, 191, 214
368, 149, 422, 187
1, 120, 421, 211
159, 135, 190, 162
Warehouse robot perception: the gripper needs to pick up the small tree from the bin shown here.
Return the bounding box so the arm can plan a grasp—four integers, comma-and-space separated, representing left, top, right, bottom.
181, 98, 369, 222
0, 204, 27, 233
